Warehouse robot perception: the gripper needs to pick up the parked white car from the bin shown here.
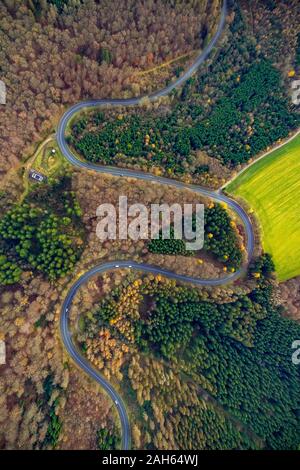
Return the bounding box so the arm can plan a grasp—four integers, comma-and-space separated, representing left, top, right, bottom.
29, 169, 46, 183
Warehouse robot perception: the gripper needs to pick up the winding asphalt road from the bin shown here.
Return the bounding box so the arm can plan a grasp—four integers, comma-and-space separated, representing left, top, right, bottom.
57, 0, 255, 450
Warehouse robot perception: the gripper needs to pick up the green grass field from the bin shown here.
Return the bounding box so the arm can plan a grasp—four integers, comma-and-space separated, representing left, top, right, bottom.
227, 133, 300, 282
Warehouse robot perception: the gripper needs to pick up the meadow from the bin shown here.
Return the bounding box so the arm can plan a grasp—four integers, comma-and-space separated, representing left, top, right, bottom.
227, 133, 300, 282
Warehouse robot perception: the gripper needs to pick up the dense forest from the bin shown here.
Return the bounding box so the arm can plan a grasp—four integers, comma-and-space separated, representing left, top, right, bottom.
0, 175, 243, 286
148, 203, 243, 271
96, 427, 121, 450
78, 256, 300, 450
0, 0, 220, 178
69, 1, 300, 182
70, 59, 299, 177
1, 0, 300, 451
0, 177, 85, 286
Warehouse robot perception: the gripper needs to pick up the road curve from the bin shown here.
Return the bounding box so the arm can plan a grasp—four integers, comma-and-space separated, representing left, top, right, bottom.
57, 0, 255, 451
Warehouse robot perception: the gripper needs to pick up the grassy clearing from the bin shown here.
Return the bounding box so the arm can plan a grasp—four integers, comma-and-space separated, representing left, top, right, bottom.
227, 133, 300, 282
33, 140, 65, 176
21, 137, 68, 201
